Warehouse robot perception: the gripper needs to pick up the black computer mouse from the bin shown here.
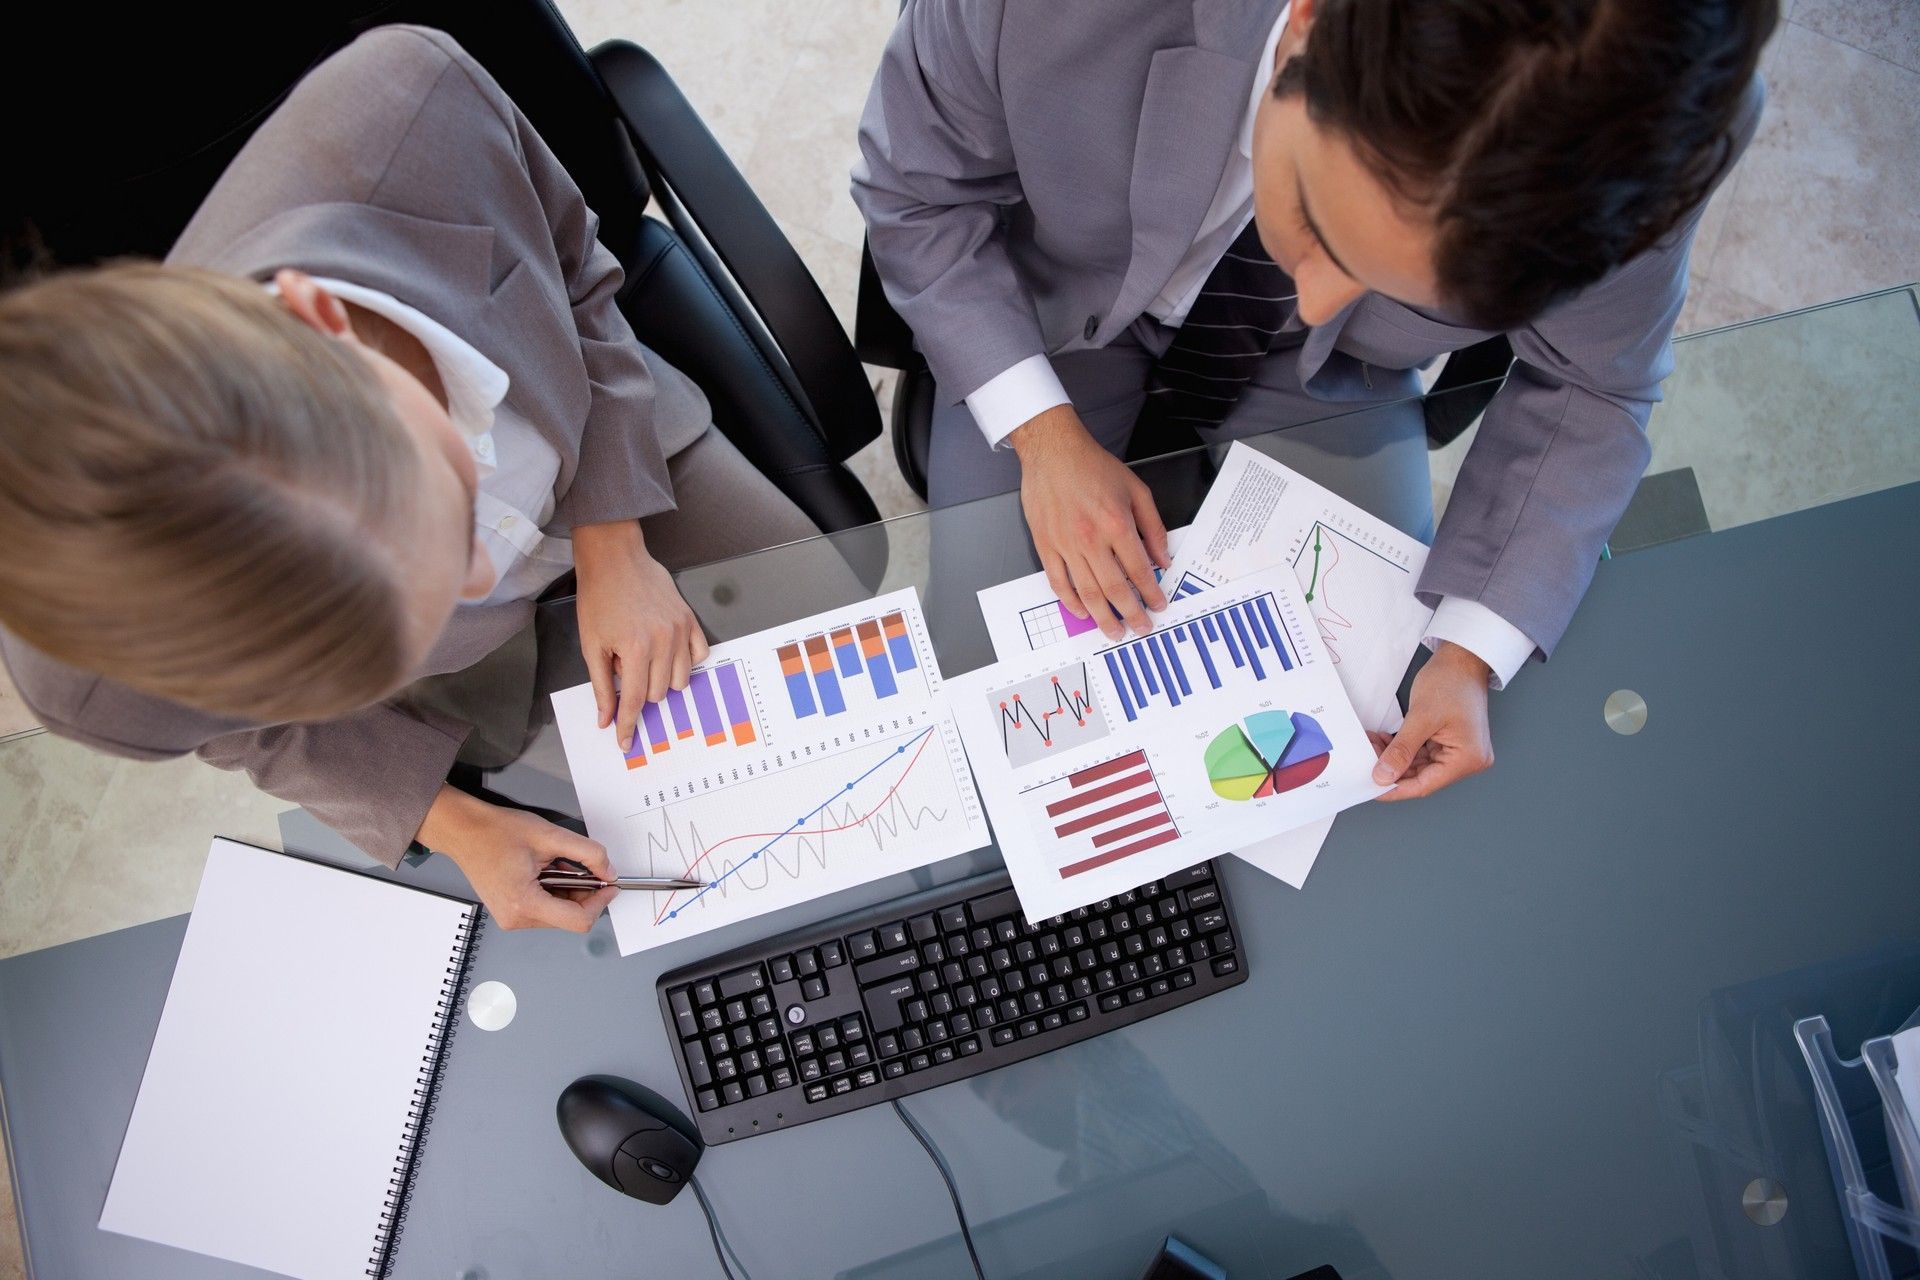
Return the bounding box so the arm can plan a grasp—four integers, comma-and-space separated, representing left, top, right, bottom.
556, 1074, 703, 1205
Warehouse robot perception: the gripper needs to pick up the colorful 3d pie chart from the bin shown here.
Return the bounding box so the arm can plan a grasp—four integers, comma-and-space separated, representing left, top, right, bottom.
1204, 711, 1332, 801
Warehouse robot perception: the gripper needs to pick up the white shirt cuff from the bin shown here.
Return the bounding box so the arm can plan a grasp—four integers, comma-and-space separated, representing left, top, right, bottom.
1425, 597, 1537, 691
965, 354, 1070, 449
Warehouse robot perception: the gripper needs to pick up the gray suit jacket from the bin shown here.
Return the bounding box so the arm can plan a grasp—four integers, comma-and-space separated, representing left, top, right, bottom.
853, 0, 1761, 659
0, 26, 710, 866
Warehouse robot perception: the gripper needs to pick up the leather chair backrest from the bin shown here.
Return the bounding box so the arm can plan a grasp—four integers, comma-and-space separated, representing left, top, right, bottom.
4, 0, 646, 273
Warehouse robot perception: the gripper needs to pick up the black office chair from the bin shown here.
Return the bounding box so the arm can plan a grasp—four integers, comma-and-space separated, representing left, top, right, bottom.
3, 0, 883, 535
856, 252, 1515, 500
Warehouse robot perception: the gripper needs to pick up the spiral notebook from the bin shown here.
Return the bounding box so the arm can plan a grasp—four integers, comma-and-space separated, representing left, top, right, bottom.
99, 838, 481, 1280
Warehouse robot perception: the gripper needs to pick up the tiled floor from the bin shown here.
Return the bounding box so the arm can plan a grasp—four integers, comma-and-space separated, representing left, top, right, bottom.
1, 2, 1916, 1275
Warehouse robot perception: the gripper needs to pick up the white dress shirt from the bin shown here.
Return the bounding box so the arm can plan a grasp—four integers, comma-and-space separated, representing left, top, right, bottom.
280, 278, 576, 608
961, 4, 1535, 686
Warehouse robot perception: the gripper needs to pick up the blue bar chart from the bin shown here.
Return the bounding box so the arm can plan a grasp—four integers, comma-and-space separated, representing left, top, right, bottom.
1099, 592, 1296, 722
777, 609, 927, 720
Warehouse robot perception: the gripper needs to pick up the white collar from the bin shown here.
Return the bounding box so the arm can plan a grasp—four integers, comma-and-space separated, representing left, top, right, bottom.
261, 277, 509, 459
1239, 3, 1294, 160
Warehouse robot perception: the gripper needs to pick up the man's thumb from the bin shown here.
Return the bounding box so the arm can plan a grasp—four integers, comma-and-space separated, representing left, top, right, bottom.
1372, 714, 1430, 784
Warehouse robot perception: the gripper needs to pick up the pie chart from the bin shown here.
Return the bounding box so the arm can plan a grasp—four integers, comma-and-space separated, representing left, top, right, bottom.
1204, 711, 1332, 801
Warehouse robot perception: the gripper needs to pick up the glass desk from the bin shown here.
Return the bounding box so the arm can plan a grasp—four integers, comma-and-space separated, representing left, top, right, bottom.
1, 285, 1917, 1279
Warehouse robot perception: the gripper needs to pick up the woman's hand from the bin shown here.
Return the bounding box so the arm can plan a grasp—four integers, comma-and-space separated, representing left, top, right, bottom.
572, 519, 708, 751
419, 787, 618, 931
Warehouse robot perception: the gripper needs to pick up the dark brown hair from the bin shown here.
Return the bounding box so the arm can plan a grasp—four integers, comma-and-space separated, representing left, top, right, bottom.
1278, 0, 1777, 329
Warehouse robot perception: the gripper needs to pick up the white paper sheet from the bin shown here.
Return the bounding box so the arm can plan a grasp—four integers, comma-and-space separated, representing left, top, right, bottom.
553, 588, 990, 955
950, 565, 1383, 920
1164, 441, 1434, 733
100, 840, 476, 1280
974, 528, 1339, 888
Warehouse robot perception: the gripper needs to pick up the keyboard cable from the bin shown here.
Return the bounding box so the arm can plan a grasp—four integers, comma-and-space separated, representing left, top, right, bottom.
688, 1172, 752, 1280
892, 1097, 988, 1279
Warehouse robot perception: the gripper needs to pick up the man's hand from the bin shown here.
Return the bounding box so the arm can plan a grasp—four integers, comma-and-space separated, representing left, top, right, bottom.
1371, 642, 1495, 801
419, 786, 618, 932
573, 519, 709, 751
1010, 405, 1171, 640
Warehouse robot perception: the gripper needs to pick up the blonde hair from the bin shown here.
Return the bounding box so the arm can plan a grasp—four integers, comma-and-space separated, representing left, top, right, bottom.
0, 262, 425, 722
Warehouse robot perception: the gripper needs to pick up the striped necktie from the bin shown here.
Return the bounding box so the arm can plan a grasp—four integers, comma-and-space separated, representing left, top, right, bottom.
1138, 220, 1298, 434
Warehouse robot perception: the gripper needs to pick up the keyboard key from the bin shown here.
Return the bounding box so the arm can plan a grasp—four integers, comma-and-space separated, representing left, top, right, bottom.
701, 1007, 725, 1033
685, 1040, 713, 1087
795, 948, 821, 977
939, 905, 969, 933
840, 1016, 865, 1041
1191, 939, 1212, 962
1194, 909, 1228, 934
876, 1033, 900, 1058
801, 975, 828, 1001
906, 999, 928, 1023
917, 970, 941, 994
770, 1066, 796, 1090
820, 940, 846, 968
1125, 986, 1148, 1005
799, 1059, 823, 1082
747, 1074, 770, 1098
958, 1035, 982, 1055
853, 1067, 880, 1088
722, 1081, 745, 1106
732, 1026, 754, 1050
848, 931, 879, 960
1181, 884, 1221, 912
1149, 978, 1172, 998
1065, 1002, 1089, 1023
1212, 955, 1240, 978
992, 1027, 1016, 1046
910, 914, 939, 942
757, 1017, 782, 1041
1161, 862, 1212, 889
854, 950, 919, 985
901, 1027, 924, 1051
1172, 970, 1196, 989
739, 1048, 762, 1073
1017, 1019, 1041, 1038
877, 921, 910, 950
697, 1088, 720, 1112
769, 955, 796, 983
883, 1060, 908, 1079
1213, 931, 1236, 955
952, 1011, 974, 1035
831, 1076, 854, 1096
1099, 994, 1123, 1013
707, 1031, 730, 1057
1042, 1011, 1065, 1031
791, 1030, 816, 1056
862, 977, 915, 1033
817, 1024, 840, 1050
926, 1019, 949, 1043
968, 888, 1021, 924
909, 1052, 932, 1072
804, 1082, 829, 1103
764, 1044, 788, 1067
848, 1043, 873, 1067
933, 1044, 956, 1065
692, 980, 719, 1007
723, 999, 747, 1024
670, 988, 698, 1038
718, 966, 766, 999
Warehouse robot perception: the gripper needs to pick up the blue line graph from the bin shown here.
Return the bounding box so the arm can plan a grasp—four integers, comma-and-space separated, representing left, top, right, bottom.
656, 726, 939, 920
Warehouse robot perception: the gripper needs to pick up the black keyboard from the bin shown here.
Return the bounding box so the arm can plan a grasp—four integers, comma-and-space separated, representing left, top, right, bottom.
658, 861, 1246, 1144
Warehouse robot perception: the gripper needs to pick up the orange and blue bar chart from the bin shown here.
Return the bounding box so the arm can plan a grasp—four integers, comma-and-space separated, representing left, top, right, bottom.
624, 660, 757, 768
778, 610, 922, 719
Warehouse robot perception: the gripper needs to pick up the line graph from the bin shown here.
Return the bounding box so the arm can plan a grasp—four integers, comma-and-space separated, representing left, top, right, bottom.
1288, 518, 1414, 668
988, 661, 1111, 768
621, 724, 981, 935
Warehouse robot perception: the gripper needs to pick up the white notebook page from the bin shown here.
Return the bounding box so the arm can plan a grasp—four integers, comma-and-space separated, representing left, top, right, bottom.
100, 839, 475, 1280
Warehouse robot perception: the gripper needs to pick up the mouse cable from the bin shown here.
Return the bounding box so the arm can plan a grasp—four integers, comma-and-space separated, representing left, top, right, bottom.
891, 1097, 988, 1280
688, 1172, 752, 1280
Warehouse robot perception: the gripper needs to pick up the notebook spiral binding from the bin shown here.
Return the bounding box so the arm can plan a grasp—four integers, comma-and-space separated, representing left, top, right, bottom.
364, 908, 486, 1279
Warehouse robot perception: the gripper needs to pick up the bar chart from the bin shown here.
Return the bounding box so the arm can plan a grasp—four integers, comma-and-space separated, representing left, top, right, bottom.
622, 660, 759, 769
1099, 592, 1296, 722
776, 609, 927, 720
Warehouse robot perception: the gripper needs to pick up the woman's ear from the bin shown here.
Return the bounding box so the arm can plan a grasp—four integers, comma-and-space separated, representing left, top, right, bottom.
273, 269, 358, 342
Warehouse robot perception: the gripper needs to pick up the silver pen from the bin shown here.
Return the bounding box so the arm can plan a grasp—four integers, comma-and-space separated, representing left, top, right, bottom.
540, 860, 703, 892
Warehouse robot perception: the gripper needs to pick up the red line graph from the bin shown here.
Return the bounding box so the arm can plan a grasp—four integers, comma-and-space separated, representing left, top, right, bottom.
998, 670, 1097, 751
650, 729, 940, 924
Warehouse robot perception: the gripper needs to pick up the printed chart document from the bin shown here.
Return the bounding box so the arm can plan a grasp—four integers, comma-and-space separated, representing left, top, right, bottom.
555, 589, 990, 954
950, 565, 1382, 919
1164, 441, 1434, 733
976, 527, 1188, 659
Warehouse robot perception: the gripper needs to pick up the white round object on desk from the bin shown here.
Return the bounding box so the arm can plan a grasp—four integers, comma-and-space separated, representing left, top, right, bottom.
467, 980, 517, 1031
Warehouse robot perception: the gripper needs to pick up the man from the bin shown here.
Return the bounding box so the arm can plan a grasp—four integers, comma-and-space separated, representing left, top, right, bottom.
0, 26, 821, 929
855, 0, 1771, 800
